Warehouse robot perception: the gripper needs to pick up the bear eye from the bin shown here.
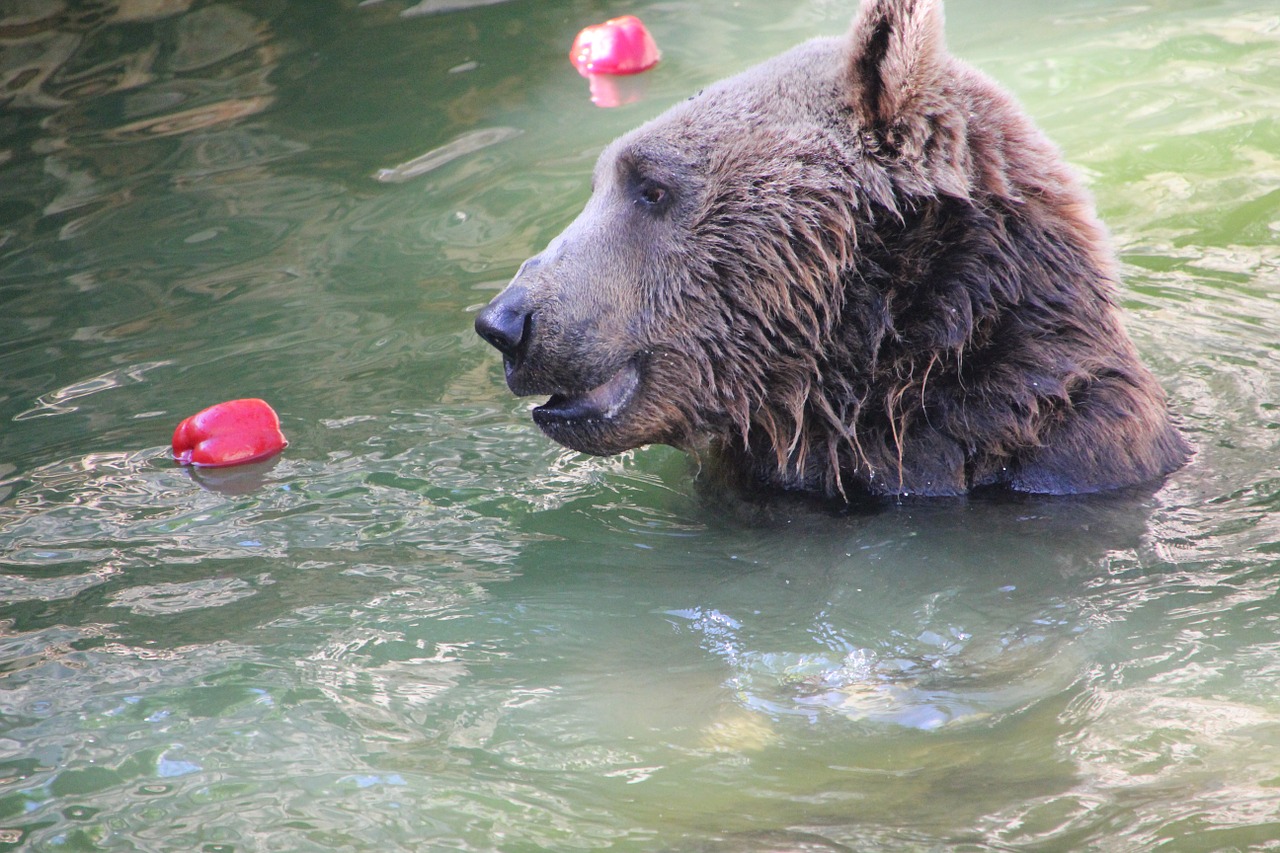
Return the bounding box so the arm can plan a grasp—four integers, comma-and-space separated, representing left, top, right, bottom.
637, 181, 669, 209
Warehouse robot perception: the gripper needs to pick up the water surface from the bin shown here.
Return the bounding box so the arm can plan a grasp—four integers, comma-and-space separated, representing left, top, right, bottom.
1, 0, 1279, 850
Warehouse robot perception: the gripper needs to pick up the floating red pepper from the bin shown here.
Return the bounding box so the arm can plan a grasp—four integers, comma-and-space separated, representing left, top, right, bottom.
570, 15, 660, 77
172, 398, 288, 468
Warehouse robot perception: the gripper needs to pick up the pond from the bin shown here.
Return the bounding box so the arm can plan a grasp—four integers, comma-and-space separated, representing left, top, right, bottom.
1, 0, 1278, 849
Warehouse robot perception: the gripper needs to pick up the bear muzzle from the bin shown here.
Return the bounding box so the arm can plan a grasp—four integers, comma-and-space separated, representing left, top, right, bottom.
477, 282, 649, 454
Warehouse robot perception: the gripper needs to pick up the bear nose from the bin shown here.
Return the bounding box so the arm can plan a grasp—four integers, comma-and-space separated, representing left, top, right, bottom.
475, 285, 532, 357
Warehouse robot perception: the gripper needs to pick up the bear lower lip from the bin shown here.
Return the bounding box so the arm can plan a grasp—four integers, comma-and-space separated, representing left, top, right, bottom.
533, 362, 640, 425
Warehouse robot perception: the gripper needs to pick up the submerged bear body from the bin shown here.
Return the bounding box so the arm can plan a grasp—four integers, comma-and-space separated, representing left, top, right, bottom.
476, 0, 1191, 499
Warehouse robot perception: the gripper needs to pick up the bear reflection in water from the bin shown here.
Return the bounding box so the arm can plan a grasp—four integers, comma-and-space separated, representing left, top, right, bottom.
476, 0, 1191, 501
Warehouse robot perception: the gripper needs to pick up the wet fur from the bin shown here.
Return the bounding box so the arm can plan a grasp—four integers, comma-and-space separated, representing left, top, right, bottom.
478, 0, 1191, 499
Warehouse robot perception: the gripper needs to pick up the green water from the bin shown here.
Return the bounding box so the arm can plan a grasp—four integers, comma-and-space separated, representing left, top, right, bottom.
1, 0, 1278, 850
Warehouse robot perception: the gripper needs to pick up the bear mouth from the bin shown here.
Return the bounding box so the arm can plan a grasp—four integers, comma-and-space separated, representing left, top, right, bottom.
531, 361, 641, 428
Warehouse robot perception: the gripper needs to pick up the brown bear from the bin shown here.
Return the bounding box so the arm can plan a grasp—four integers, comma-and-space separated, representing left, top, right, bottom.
475, 0, 1191, 499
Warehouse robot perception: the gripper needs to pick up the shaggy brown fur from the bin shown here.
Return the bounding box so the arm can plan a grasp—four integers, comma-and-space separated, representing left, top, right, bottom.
476, 0, 1191, 498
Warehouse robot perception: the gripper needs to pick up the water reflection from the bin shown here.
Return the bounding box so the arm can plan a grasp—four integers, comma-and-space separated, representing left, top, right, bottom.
584, 72, 653, 109
398, 0, 516, 17
13, 360, 171, 421
374, 126, 522, 183
544, 493, 1157, 740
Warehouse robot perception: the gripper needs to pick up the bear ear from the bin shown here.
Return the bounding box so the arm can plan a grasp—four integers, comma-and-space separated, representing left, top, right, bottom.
845, 0, 948, 129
